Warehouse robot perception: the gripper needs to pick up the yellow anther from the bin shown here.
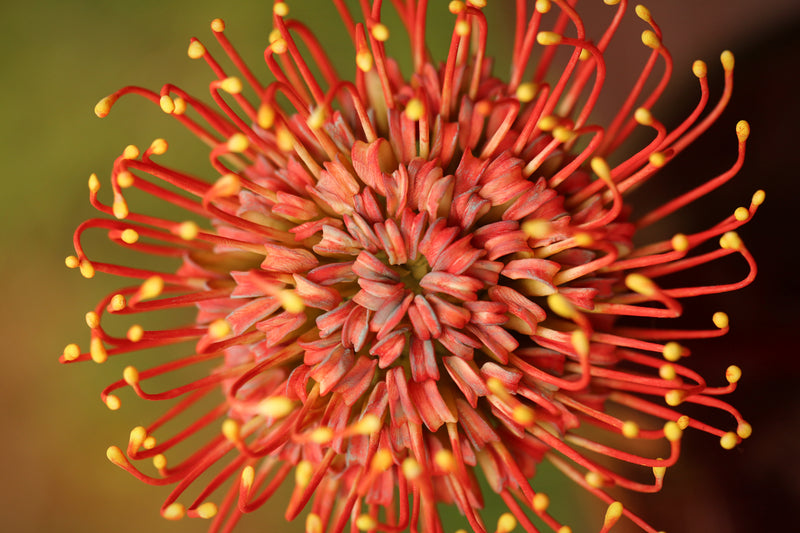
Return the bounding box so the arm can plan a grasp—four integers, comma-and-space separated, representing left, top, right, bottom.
353, 414, 381, 434
434, 449, 455, 472
143, 436, 156, 449
188, 40, 206, 59
273, 2, 289, 16
258, 396, 294, 419
558, 527, 573, 533
653, 462, 667, 479
402, 457, 422, 479
78, 259, 94, 279
532, 492, 550, 512
721, 50, 735, 71
127, 324, 144, 342
208, 319, 231, 339
537, 115, 558, 131
371, 23, 389, 42
173, 97, 186, 115
221, 419, 241, 442
404, 98, 425, 121
590, 156, 612, 183
621, 421, 640, 438
737, 421, 753, 439
163, 502, 186, 521
752, 189, 766, 206
726, 365, 742, 384
153, 454, 167, 470
306, 513, 323, 533
469, 0, 487, 8
212, 173, 241, 197
63, 343, 81, 361
574, 232, 593, 247
279, 289, 306, 313
90, 337, 108, 364
356, 50, 373, 72
497, 512, 517, 533
663, 421, 682, 441
521, 219, 553, 239
240, 465, 255, 490
625, 273, 657, 296
641, 30, 660, 49
160, 94, 176, 114
122, 144, 140, 159
227, 133, 249, 152
604, 0, 621, 5
220, 77, 243, 95
112, 198, 129, 219
129, 426, 147, 449
276, 126, 294, 151
692, 60, 708, 78
712, 311, 729, 329
579, 48, 591, 61
585, 471, 604, 488
662, 342, 683, 362
94, 96, 116, 118
736, 119, 750, 142
648, 151, 666, 167
371, 449, 393, 471
635, 4, 652, 22
65, 255, 79, 269
307, 107, 327, 130
257, 103, 275, 129
720, 431, 738, 450
537, 31, 562, 46
121, 228, 139, 244
512, 405, 535, 425
604, 501, 624, 524
552, 125, 574, 143
211, 18, 225, 32
455, 19, 471, 37
571, 330, 590, 358
106, 445, 126, 466
677, 415, 690, 430
85, 311, 100, 329
634, 107, 653, 126
138, 276, 164, 300
665, 389, 685, 406
671, 233, 689, 252
123, 365, 139, 386
659, 364, 677, 381
355, 514, 377, 531
270, 38, 288, 54
309, 427, 334, 444
295, 460, 313, 488
547, 293, 576, 319
448, 1, 466, 14
178, 221, 199, 240
516, 82, 537, 102
116, 171, 134, 188
196, 502, 217, 519
104, 394, 121, 410
110, 294, 126, 311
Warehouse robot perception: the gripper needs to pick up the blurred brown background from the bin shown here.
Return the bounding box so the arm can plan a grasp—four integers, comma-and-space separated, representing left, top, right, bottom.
2, 1, 798, 532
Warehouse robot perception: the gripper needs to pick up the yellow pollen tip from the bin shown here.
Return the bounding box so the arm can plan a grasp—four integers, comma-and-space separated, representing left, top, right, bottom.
649, 151, 667, 167
734, 207, 749, 222
279, 289, 306, 313
188, 40, 206, 59
402, 457, 422, 479
89, 173, 101, 192
159, 94, 176, 114
110, 293, 126, 312
196, 502, 217, 519
104, 394, 121, 410
726, 365, 742, 384
221, 419, 240, 442
713, 311, 729, 329
129, 426, 147, 449
585, 471, 604, 488
153, 454, 167, 470
123, 366, 139, 386
736, 120, 750, 142
449, 1, 466, 14
273, 3, 289, 17
737, 422, 753, 439
122, 144, 140, 159
590, 156, 612, 183
306, 513, 323, 533
85, 311, 100, 329
547, 293, 576, 319
220, 77, 243, 95
677, 415, 690, 429
356, 50, 374, 72
295, 460, 313, 488
663, 341, 683, 362
535, 0, 552, 13
65, 255, 79, 269
604, 0, 621, 5
721, 50, 735, 71
270, 38, 288, 54
513, 405, 535, 425
692, 60, 708, 78
178, 221, 199, 240
257, 103, 275, 129
63, 343, 81, 361
173, 97, 186, 115
94, 96, 115, 118
720, 431, 738, 450
371, 23, 389, 42
257, 396, 294, 419
515, 82, 537, 102
634, 107, 653, 126
240, 465, 255, 490
355, 514, 377, 531
404, 98, 425, 121
121, 228, 139, 244
536, 31, 562, 46
579, 48, 591, 61
106, 445, 126, 466
622, 421, 640, 438
497, 513, 517, 533
211, 18, 225, 32
571, 330, 590, 358
752, 189, 766, 206
227, 133, 249, 152
635, 4, 652, 21
90, 337, 108, 364
665, 389, 685, 406
558, 527, 573, 533
163, 502, 185, 521
116, 171, 134, 188
663, 421, 682, 441
532, 492, 550, 512
537, 115, 558, 132
604, 501, 624, 524
455, 19, 471, 37
371, 449, 393, 471
212, 173, 241, 197
671, 233, 689, 252
143, 436, 156, 449
521, 219, 553, 239
552, 125, 574, 143
112, 198, 129, 220
625, 273, 657, 296
653, 463, 667, 479
139, 275, 164, 300
574, 232, 593, 247
434, 449, 455, 472
307, 107, 326, 130
309, 427, 333, 444
486, 377, 507, 397
353, 414, 381, 434
277, 127, 294, 151
469, 0, 487, 8
659, 363, 677, 381
208, 319, 231, 339
641, 30, 661, 49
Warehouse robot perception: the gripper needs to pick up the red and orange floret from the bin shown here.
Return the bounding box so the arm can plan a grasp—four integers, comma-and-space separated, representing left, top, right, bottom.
63, 1, 761, 532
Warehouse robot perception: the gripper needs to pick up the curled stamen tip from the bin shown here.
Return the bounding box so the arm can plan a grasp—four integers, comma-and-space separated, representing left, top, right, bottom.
153, 453, 167, 470
469, 0, 487, 7
162, 502, 186, 521
547, 293, 576, 319
106, 445, 127, 466
371, 23, 389, 42
585, 471, 605, 488
663, 421, 683, 441
240, 465, 255, 490
307, 107, 327, 130
720, 431, 739, 450
752, 189, 766, 206
306, 513, 323, 533
150, 138, 168, 154
104, 394, 121, 410
653, 463, 667, 479
129, 426, 147, 448
497, 512, 518, 533
516, 82, 537, 102
371, 449, 393, 471
455, 20, 471, 37
208, 318, 232, 339
635, 4, 652, 23
671, 233, 689, 252
535, 0, 551, 14
634, 107, 654, 126
692, 59, 708, 78
309, 427, 333, 444
279, 289, 305, 313
641, 29, 661, 49
273, 2, 289, 17
604, 501, 624, 524
65, 255, 79, 269
123, 365, 140, 386
85, 311, 100, 329
434, 449, 456, 472
537, 32, 562, 46
571, 330, 590, 357
90, 337, 108, 364
187, 40, 206, 59
210, 18, 225, 32
139, 275, 165, 300
522, 219, 554, 239
713, 311, 730, 329
177, 220, 199, 240
116, 171, 134, 188
295, 460, 313, 488
558, 527, 573, 533
662, 341, 684, 362
590, 157, 612, 182
448, 1, 466, 14
227, 133, 250, 152
736, 120, 750, 142
720, 231, 743, 250
88, 173, 101, 192
649, 151, 667, 167
221, 419, 241, 442
220, 76, 243, 95
353, 413, 381, 434
604, 0, 621, 5
621, 421, 640, 438
513, 405, 535, 425
122, 144, 139, 159
401, 457, 422, 479
721, 50, 735, 71
159, 94, 176, 114
257, 395, 294, 419
726, 365, 742, 384
737, 421, 753, 439
356, 50, 374, 72
196, 502, 217, 519
94, 95, 116, 118
532, 492, 550, 512
404, 98, 425, 121
355, 515, 377, 531
63, 343, 81, 361
625, 273, 657, 296
665, 389, 686, 406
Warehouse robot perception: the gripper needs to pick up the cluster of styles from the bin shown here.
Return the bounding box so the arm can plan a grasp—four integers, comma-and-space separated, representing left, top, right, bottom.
63, 1, 761, 532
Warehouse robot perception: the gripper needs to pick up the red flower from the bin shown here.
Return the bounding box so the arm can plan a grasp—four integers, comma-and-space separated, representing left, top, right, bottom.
62, 1, 761, 532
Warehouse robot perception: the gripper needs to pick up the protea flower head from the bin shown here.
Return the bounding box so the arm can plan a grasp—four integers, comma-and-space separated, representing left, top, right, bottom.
62, 1, 761, 532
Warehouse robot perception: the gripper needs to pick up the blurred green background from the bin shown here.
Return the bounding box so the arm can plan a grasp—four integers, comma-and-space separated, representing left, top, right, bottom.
3, 1, 799, 532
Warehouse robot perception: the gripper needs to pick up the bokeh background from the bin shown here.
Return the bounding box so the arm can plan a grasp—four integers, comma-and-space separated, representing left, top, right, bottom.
3, 1, 799, 532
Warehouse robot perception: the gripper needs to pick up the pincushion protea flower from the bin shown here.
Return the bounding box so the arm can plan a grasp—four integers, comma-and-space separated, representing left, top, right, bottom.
62, 0, 761, 532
